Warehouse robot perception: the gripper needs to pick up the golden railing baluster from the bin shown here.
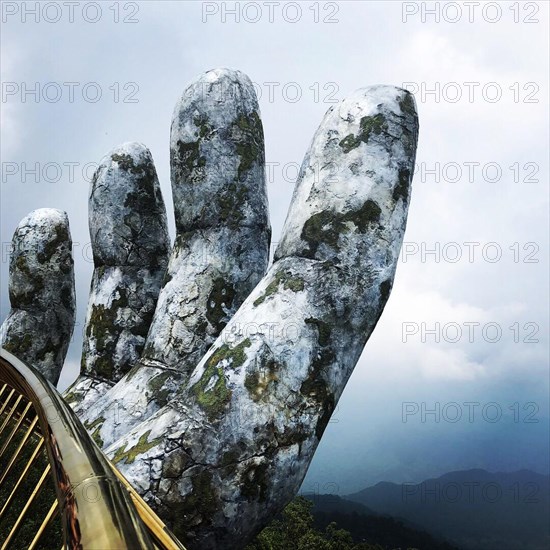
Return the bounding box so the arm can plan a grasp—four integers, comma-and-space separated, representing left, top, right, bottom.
0, 437, 44, 519
0, 388, 15, 417
0, 349, 187, 549
1, 463, 51, 549
0, 415, 39, 487
0, 394, 23, 437
0, 401, 32, 458
28, 500, 59, 550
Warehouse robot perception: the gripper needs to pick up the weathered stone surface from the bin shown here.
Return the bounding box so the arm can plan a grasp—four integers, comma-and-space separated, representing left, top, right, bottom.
64, 143, 170, 412
88, 142, 170, 268
170, 68, 269, 233
0, 209, 75, 385
142, 225, 270, 371
76, 69, 270, 445
102, 85, 419, 549
3, 77, 417, 548
146, 67, 270, 370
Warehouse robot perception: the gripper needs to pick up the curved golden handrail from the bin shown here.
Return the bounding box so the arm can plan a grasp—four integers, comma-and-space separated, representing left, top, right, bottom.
0, 348, 185, 550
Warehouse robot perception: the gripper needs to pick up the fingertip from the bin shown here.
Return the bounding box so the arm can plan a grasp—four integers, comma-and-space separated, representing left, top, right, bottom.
171, 68, 267, 234
3, 208, 75, 384
275, 84, 419, 266
89, 142, 170, 268
10, 208, 74, 304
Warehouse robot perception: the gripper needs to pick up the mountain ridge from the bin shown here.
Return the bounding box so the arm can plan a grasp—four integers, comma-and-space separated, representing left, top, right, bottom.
344, 468, 549, 550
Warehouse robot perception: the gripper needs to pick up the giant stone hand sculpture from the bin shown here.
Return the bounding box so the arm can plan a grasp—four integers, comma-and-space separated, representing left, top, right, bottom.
0, 68, 418, 549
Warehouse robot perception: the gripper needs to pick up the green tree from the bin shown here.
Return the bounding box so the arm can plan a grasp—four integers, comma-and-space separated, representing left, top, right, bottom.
246, 497, 384, 550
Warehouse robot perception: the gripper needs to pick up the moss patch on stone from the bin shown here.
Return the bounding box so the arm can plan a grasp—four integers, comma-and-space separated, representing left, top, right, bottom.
162, 450, 189, 478
350, 200, 383, 232
206, 278, 236, 332
147, 371, 172, 407
148, 371, 171, 392
112, 152, 139, 173
83, 416, 105, 447
399, 92, 416, 117
39, 223, 70, 263
12, 255, 45, 304
233, 111, 264, 180
301, 211, 342, 256
393, 168, 410, 203
123, 188, 152, 212
14, 255, 32, 277
244, 359, 278, 402
192, 365, 230, 419
210, 337, 251, 370
93, 356, 114, 380
305, 318, 331, 347
3, 332, 33, 354
111, 151, 158, 192
112, 429, 162, 465
162, 469, 219, 537
90, 426, 104, 447
217, 181, 248, 227
182, 471, 218, 518
301, 371, 335, 441
339, 113, 388, 153
63, 389, 82, 404
84, 416, 105, 431
301, 317, 336, 439
193, 115, 212, 139
87, 305, 112, 348
175, 139, 206, 182
191, 339, 251, 421
253, 270, 305, 307
220, 449, 240, 474
85, 289, 130, 379
300, 199, 381, 258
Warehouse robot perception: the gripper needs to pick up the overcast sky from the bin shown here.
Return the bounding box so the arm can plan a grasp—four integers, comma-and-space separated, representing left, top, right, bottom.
1, 1, 548, 494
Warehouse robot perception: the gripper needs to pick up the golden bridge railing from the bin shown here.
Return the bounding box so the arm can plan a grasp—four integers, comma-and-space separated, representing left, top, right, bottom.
0, 348, 186, 550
